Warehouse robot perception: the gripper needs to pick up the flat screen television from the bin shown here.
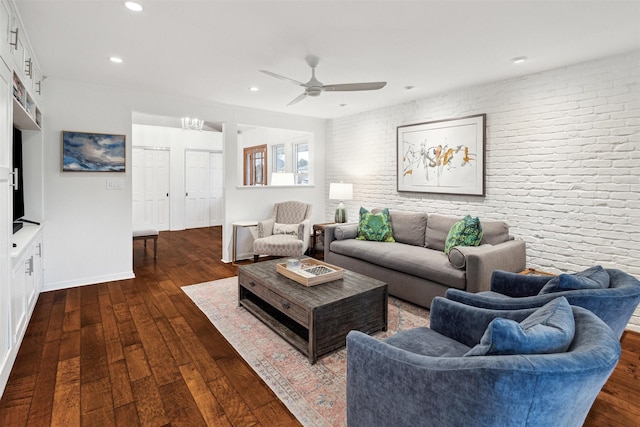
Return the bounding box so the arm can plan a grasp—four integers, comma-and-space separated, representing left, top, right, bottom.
13, 127, 25, 234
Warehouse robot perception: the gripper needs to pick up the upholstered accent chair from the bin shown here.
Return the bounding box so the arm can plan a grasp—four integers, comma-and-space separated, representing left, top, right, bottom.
347, 297, 621, 427
446, 268, 640, 338
253, 201, 312, 262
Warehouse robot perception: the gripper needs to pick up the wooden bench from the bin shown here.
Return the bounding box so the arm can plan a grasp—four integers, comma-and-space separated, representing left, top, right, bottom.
133, 222, 159, 259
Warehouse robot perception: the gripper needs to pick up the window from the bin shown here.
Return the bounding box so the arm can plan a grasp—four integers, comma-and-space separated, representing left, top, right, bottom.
272, 144, 285, 174
243, 144, 267, 186
294, 142, 309, 184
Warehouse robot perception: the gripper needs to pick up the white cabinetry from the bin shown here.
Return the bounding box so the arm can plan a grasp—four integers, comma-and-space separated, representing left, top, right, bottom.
10, 225, 43, 344
0, 0, 43, 396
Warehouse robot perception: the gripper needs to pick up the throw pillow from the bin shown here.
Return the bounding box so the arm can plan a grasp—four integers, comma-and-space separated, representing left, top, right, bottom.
447, 246, 467, 269
539, 265, 610, 295
444, 215, 483, 255
273, 222, 299, 236
356, 207, 395, 242
464, 297, 575, 356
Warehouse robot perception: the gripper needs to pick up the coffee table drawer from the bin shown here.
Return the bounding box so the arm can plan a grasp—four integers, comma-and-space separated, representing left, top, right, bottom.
240, 276, 309, 326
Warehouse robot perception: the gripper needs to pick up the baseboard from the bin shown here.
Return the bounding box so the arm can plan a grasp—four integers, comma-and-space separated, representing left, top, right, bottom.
41, 270, 135, 292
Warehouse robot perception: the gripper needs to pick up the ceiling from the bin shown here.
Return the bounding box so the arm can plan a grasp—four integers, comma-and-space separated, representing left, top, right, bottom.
14, 0, 640, 120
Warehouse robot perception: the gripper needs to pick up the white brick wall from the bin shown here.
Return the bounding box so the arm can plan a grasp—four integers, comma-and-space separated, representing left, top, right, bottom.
326, 51, 640, 331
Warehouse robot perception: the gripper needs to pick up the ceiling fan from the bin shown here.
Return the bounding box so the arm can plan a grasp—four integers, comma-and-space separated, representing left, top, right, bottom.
260, 55, 387, 106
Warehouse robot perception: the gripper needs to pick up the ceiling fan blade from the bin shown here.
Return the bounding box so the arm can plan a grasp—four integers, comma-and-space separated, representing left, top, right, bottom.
287, 92, 308, 106
260, 70, 306, 87
322, 82, 387, 92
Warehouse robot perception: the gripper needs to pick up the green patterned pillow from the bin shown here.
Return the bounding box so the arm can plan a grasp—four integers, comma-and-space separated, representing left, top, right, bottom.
444, 215, 483, 254
356, 207, 395, 242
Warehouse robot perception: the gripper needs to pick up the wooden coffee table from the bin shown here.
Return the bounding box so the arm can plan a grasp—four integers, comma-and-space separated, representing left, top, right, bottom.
238, 258, 388, 364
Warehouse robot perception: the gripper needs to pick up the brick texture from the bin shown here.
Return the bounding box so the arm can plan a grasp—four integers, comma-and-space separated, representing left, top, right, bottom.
326, 51, 640, 330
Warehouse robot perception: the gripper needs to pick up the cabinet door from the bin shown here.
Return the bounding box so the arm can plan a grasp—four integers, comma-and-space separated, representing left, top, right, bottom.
8, 17, 23, 81
32, 233, 42, 295
0, 0, 11, 62
10, 257, 26, 343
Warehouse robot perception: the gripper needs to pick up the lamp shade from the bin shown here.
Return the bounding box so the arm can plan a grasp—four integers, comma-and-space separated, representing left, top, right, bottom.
329, 182, 353, 200
271, 172, 295, 186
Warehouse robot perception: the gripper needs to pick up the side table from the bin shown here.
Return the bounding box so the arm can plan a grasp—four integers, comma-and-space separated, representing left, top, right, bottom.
311, 222, 335, 258
519, 268, 556, 276
232, 220, 258, 263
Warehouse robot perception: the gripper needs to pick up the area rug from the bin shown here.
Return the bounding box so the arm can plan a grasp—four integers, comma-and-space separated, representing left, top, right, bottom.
182, 277, 430, 427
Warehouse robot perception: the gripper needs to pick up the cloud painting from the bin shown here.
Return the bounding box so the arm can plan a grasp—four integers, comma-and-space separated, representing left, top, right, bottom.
62, 131, 126, 172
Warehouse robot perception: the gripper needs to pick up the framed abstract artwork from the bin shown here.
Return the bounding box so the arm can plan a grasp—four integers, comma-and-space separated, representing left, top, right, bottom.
62, 131, 126, 172
397, 114, 485, 196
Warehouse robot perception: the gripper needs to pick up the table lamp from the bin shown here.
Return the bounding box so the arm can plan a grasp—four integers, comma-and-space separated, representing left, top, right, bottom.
329, 182, 353, 223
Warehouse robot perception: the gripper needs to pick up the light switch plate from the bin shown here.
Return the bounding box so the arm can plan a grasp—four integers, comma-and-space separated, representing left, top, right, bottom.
106, 178, 124, 190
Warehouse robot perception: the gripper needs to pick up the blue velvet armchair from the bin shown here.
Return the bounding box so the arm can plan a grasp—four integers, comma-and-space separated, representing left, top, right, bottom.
346, 297, 620, 427
445, 268, 640, 338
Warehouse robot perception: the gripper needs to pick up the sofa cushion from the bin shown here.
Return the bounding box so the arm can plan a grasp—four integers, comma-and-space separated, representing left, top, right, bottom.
356, 207, 395, 242
329, 239, 467, 290
479, 220, 511, 245
539, 265, 610, 295
372, 209, 428, 247
464, 297, 575, 356
425, 214, 458, 251
444, 215, 483, 255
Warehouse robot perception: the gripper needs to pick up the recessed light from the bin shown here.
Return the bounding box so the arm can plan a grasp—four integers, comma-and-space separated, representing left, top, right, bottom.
339, 104, 347, 107
109, 57, 123, 63
125, 2, 143, 12
404, 85, 416, 90
249, 86, 259, 92
512, 56, 527, 64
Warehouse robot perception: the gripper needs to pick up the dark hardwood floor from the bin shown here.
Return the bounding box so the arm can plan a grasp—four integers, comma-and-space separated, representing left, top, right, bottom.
0, 226, 638, 426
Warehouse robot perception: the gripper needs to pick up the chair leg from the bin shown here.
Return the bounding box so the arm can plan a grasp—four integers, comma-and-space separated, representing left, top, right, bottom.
254, 255, 259, 263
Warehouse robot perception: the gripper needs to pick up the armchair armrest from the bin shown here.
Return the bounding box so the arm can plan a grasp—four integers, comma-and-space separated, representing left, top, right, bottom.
257, 217, 275, 238
465, 239, 526, 293
298, 219, 311, 251
429, 297, 535, 347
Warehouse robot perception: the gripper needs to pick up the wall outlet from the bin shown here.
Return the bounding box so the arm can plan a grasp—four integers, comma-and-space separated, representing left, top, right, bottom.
106, 178, 124, 190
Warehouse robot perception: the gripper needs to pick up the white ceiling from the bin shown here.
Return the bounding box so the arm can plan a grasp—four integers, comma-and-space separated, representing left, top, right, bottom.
14, 0, 640, 120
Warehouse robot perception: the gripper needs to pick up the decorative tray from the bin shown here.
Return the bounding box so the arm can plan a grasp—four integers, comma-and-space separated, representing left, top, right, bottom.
276, 258, 345, 286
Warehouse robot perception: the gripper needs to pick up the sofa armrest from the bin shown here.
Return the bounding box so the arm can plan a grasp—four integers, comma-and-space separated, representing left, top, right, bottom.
323, 222, 358, 259
257, 217, 275, 238
465, 239, 526, 293
491, 270, 552, 296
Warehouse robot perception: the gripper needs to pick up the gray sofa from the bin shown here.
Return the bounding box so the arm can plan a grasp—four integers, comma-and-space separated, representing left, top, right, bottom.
324, 210, 526, 308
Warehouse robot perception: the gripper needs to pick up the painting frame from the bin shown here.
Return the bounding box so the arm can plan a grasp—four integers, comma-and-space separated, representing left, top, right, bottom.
62, 130, 126, 172
397, 114, 486, 196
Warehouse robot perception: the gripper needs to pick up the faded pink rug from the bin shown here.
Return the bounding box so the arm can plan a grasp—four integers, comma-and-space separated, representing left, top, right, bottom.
183, 277, 430, 427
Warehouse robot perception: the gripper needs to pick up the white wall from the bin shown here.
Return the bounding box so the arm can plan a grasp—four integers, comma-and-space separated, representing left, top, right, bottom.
42, 78, 327, 290
326, 51, 640, 330
132, 124, 223, 230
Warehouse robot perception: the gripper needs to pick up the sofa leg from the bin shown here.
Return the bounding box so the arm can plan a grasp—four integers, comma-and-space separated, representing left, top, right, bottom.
254, 255, 259, 263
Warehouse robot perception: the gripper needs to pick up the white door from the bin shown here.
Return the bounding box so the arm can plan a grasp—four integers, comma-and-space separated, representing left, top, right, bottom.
209, 152, 223, 226
143, 149, 170, 230
185, 150, 210, 229
132, 148, 170, 230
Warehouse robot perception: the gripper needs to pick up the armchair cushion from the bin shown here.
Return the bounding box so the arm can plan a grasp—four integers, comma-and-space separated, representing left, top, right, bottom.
540, 265, 610, 294
465, 297, 575, 356
356, 207, 395, 242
